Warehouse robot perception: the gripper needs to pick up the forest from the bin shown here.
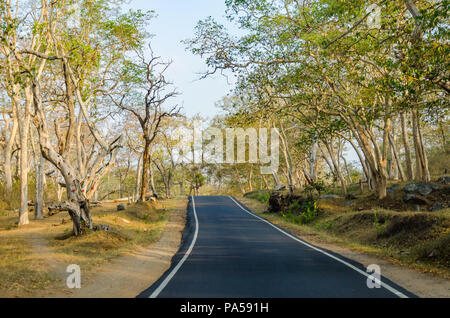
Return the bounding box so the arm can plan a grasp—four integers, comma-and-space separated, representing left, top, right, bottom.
0, 0, 449, 299
0, 0, 448, 265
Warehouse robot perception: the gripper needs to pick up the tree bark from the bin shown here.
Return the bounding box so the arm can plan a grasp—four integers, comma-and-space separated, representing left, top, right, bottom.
412, 110, 430, 182
135, 152, 142, 201
34, 153, 45, 220
139, 139, 150, 201
389, 133, 406, 182
323, 140, 347, 195
3, 110, 18, 194
400, 112, 414, 180
17, 89, 32, 226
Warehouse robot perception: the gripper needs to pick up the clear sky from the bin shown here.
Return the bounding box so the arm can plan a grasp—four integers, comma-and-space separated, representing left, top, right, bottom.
125, 0, 235, 119
124, 1, 360, 165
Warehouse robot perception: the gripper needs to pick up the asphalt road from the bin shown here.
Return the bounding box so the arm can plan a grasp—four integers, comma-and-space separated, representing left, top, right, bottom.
138, 196, 415, 298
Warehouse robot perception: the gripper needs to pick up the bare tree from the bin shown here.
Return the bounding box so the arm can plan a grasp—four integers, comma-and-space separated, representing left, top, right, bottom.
112, 47, 181, 202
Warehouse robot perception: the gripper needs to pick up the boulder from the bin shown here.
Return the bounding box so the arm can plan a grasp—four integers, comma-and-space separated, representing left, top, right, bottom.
273, 184, 286, 191
437, 176, 450, 185
403, 193, 431, 206
94, 224, 110, 231
117, 204, 125, 211
404, 183, 441, 196
387, 184, 400, 194
267, 192, 306, 213
430, 202, 444, 212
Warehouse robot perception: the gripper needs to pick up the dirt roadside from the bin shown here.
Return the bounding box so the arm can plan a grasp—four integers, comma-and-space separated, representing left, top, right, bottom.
52, 202, 186, 298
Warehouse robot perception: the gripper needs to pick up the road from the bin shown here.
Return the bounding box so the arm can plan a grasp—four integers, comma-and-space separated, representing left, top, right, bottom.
138, 196, 415, 298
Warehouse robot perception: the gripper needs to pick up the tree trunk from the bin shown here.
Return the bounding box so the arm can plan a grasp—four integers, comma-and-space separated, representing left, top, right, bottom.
149, 160, 157, 196
261, 174, 269, 190
438, 119, 447, 151
135, 153, 142, 201
34, 154, 45, 220
324, 140, 347, 195
400, 112, 414, 180
412, 110, 430, 182
248, 165, 254, 192
4, 111, 18, 194
341, 155, 353, 184
17, 91, 32, 226
309, 140, 318, 183
139, 140, 150, 202
275, 123, 293, 194
389, 133, 406, 182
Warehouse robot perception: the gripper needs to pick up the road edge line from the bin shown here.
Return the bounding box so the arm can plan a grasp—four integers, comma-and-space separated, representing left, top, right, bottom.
149, 196, 199, 298
228, 196, 408, 299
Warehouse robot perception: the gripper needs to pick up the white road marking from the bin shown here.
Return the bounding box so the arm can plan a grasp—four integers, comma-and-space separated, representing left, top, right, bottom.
228, 196, 409, 298
149, 196, 199, 298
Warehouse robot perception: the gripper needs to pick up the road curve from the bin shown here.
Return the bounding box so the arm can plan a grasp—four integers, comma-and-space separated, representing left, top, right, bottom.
138, 196, 415, 298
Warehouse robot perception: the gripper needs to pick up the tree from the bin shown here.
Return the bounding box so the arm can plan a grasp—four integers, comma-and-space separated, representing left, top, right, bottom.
112, 47, 181, 202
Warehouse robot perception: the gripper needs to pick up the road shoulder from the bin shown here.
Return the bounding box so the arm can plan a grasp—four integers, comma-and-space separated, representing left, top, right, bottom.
57, 199, 187, 298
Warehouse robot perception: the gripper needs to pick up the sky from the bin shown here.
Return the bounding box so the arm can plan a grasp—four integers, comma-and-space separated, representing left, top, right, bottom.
124, 0, 236, 119
123, 1, 360, 165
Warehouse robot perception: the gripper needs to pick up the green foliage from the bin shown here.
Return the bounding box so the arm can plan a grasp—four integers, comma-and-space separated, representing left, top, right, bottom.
304, 179, 327, 198
283, 200, 319, 225
246, 190, 270, 203
374, 212, 387, 236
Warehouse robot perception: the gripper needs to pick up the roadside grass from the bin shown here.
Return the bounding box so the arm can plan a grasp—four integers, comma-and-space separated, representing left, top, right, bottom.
0, 198, 187, 297
239, 196, 450, 278
0, 236, 57, 296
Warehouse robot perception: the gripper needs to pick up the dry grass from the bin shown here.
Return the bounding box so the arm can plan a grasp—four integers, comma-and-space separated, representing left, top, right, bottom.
0, 198, 187, 297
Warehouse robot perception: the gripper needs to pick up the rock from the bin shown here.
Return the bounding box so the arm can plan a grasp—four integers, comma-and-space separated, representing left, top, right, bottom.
320, 194, 340, 199
430, 202, 444, 212
404, 183, 441, 196
387, 184, 400, 194
345, 194, 357, 200
94, 224, 110, 231
117, 204, 125, 211
267, 192, 306, 213
437, 176, 450, 185
403, 194, 430, 206
273, 184, 286, 191
428, 249, 438, 258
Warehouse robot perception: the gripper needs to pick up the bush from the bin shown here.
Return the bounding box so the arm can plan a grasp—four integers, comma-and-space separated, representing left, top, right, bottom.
244, 190, 271, 204
283, 200, 319, 225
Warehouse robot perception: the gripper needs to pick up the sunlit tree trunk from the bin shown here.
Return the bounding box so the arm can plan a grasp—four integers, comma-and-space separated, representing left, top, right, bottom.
400, 112, 414, 180
3, 109, 18, 195
135, 153, 142, 201
323, 140, 347, 195
17, 89, 33, 226
412, 110, 430, 182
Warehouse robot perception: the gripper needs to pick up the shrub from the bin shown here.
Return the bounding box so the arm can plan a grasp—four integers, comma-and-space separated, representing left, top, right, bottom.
284, 200, 319, 225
